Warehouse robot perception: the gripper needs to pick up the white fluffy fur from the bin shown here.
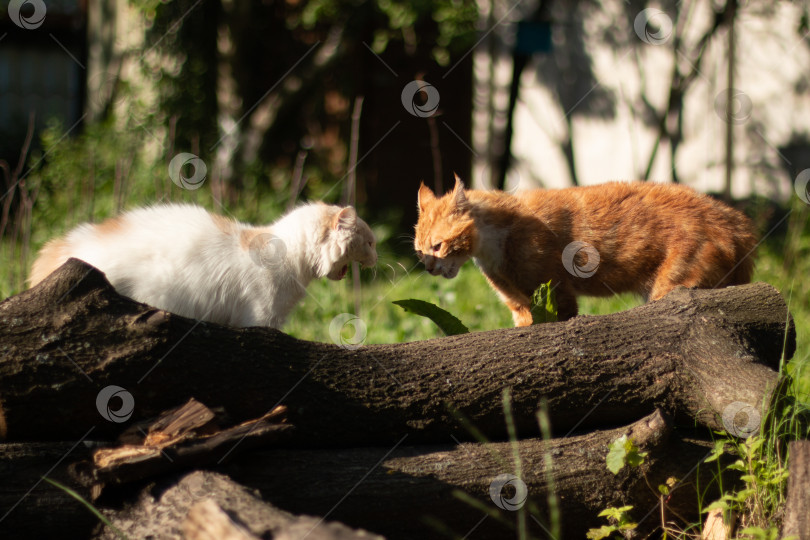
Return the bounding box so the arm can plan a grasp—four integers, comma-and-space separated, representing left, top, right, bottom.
29, 203, 377, 328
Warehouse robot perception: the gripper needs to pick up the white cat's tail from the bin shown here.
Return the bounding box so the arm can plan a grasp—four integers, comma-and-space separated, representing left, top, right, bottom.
28, 238, 70, 288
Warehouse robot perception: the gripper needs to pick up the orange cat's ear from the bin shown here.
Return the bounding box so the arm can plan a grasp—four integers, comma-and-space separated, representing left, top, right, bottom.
451, 174, 469, 212
333, 207, 357, 230
417, 182, 435, 213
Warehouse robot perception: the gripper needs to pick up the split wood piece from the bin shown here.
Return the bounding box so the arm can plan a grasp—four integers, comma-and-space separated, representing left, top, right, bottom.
0, 259, 795, 444
219, 410, 740, 539
782, 440, 810, 540
116, 396, 220, 445
72, 400, 292, 487
95, 470, 385, 540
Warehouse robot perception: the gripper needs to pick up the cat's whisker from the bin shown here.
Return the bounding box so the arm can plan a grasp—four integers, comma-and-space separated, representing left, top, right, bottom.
383, 262, 397, 284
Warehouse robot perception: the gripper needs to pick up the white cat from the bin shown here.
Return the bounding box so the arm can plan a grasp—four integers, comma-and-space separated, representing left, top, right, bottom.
29, 203, 377, 328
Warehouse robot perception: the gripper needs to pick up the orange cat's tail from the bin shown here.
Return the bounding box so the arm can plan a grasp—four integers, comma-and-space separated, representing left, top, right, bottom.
728, 249, 755, 285
726, 215, 758, 286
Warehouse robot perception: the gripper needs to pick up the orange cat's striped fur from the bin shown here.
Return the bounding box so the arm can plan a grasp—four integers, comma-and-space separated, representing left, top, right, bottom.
414, 177, 757, 327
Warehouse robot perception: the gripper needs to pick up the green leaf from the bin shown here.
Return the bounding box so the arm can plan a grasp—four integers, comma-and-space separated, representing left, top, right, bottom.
625, 443, 648, 468
702, 499, 729, 513
728, 459, 747, 471
392, 299, 469, 336
606, 435, 629, 474
531, 280, 558, 323
732, 489, 755, 502
606, 435, 646, 474
746, 436, 765, 454
704, 439, 726, 463
586, 525, 617, 540
597, 505, 633, 520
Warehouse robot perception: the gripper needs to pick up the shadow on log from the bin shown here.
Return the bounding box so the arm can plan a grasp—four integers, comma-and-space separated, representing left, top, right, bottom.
0, 259, 794, 444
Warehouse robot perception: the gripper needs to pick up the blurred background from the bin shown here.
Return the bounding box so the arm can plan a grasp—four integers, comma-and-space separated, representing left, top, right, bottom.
0, 0, 808, 353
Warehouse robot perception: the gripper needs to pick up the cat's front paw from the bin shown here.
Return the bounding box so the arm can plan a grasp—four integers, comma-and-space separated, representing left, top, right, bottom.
512, 307, 533, 327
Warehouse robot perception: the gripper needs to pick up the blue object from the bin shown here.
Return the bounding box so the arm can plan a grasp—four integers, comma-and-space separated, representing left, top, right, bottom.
515, 21, 552, 54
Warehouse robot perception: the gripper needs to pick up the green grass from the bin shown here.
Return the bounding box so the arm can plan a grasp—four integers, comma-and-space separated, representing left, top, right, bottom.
280, 257, 643, 344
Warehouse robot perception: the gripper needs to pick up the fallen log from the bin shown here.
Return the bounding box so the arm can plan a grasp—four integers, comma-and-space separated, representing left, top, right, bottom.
0, 259, 794, 444
0, 412, 737, 539
218, 410, 737, 538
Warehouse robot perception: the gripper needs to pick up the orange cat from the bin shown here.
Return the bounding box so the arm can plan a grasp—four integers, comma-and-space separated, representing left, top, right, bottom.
414, 177, 757, 326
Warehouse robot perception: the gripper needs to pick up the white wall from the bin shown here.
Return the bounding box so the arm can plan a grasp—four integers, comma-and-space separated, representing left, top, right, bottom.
472, 0, 810, 201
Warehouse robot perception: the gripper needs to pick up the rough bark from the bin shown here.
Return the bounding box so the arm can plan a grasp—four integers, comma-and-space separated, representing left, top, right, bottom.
0, 259, 794, 445
782, 440, 810, 540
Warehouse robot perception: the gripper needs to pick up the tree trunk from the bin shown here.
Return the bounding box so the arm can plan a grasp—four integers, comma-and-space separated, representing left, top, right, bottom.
0, 260, 794, 445
782, 440, 810, 540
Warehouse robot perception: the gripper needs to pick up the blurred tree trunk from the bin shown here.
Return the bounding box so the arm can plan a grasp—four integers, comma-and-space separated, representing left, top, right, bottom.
783, 441, 810, 539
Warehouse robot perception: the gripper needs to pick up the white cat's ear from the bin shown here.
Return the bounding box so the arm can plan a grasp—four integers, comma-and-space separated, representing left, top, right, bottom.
452, 174, 469, 212
333, 207, 357, 230
417, 182, 435, 213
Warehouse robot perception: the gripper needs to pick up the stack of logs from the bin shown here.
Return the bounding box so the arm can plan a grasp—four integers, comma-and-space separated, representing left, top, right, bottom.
0, 259, 807, 539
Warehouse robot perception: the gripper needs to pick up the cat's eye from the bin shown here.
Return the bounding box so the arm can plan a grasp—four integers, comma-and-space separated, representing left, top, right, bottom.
432, 242, 442, 253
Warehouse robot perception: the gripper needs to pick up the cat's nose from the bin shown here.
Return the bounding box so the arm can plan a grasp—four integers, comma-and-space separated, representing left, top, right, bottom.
423, 254, 435, 271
